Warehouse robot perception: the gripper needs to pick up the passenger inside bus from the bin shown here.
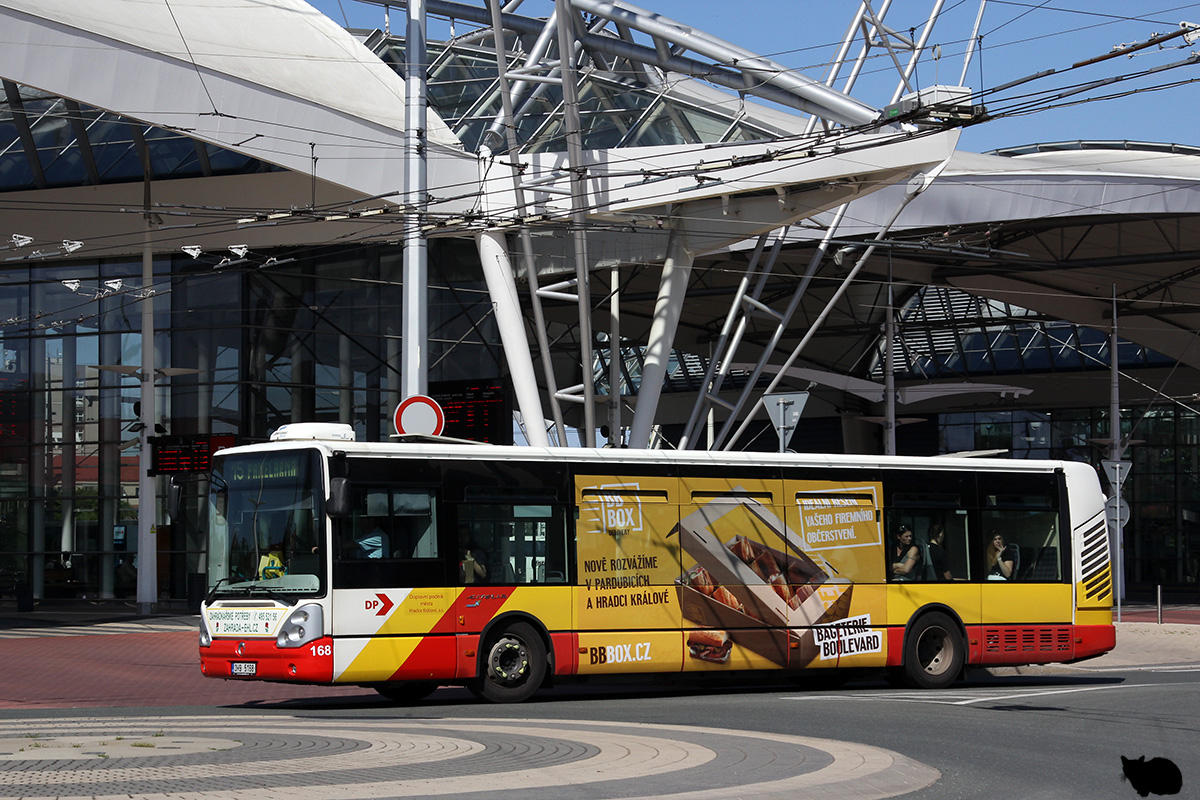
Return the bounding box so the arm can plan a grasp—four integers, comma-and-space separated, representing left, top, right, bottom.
352, 517, 389, 559
461, 546, 487, 584
986, 531, 1017, 580
926, 523, 952, 581
890, 525, 923, 581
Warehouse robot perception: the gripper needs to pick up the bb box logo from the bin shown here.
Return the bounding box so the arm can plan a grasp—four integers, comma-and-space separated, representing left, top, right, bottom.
596, 483, 644, 536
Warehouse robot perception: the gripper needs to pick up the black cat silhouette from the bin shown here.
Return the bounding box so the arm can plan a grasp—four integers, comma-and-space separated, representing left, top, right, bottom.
1121, 755, 1182, 797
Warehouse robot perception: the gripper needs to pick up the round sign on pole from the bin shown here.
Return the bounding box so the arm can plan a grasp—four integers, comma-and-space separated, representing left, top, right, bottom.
394, 395, 445, 436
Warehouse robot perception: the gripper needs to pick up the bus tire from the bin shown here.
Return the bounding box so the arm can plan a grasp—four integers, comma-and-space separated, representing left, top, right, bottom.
374, 681, 438, 703
472, 622, 546, 704
903, 611, 963, 689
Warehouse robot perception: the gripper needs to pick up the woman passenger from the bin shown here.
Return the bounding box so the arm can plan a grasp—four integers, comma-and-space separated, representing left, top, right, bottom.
986, 530, 1015, 580
891, 525, 922, 581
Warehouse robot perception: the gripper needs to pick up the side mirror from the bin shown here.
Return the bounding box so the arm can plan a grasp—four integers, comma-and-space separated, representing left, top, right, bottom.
166, 476, 183, 522
327, 477, 350, 518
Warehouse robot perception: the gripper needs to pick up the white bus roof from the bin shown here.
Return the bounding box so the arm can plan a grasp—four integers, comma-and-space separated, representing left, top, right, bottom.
218, 435, 1093, 477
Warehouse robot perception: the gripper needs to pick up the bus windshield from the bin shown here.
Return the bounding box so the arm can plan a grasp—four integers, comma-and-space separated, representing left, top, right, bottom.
207, 449, 325, 599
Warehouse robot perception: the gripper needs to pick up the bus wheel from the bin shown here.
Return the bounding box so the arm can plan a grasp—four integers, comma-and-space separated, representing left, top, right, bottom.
374, 681, 438, 703
903, 612, 963, 689
473, 622, 546, 703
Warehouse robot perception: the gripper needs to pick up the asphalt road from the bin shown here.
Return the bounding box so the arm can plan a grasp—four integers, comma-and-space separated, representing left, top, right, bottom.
1, 617, 1196, 799
316, 671, 1199, 799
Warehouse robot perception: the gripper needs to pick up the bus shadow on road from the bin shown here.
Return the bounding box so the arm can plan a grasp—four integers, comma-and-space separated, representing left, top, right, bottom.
213, 669, 1125, 713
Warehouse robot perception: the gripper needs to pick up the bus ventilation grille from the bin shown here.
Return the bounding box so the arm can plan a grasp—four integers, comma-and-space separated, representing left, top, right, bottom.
983, 626, 1072, 654
1079, 516, 1112, 602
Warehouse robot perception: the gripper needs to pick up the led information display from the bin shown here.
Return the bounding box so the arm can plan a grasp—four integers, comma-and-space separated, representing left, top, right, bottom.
430, 379, 511, 444
149, 435, 236, 475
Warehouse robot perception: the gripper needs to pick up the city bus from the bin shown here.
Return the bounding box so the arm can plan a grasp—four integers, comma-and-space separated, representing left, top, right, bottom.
191, 422, 1115, 703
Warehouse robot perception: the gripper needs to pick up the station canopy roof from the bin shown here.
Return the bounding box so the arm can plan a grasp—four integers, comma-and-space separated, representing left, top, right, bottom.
2, 0, 1198, 421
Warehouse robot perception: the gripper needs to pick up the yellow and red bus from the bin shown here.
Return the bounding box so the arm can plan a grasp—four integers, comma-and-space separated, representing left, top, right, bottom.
193, 422, 1114, 702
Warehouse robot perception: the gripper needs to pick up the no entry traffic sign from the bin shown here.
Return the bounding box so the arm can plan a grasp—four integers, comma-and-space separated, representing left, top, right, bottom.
393, 395, 445, 436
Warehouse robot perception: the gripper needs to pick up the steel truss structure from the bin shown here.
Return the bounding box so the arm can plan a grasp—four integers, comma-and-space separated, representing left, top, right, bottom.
370, 0, 965, 448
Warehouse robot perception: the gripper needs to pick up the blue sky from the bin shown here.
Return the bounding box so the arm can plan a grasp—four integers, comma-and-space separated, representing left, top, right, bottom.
309, 1, 1200, 153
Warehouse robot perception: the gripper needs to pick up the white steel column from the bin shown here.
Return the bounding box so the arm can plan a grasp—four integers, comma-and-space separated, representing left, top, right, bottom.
629, 231, 692, 449
402, 0, 429, 398
476, 231, 551, 447
484, 0, 567, 444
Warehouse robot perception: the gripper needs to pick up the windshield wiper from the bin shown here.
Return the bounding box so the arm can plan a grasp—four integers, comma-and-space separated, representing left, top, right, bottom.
203, 577, 230, 605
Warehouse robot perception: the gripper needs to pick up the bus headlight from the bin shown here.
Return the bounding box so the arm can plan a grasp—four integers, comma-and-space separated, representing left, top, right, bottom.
199, 616, 212, 648
276, 604, 324, 648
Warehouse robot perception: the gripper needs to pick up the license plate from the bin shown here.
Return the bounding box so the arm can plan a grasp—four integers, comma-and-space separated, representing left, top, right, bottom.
231, 662, 257, 676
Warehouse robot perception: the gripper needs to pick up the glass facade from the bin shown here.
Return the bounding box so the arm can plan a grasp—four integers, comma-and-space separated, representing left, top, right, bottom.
935, 407, 1200, 589
0, 242, 501, 602
1, 81, 279, 192
868, 286, 1174, 380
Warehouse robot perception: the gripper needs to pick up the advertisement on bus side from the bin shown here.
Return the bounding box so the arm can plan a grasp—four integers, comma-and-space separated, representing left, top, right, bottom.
574, 475, 887, 673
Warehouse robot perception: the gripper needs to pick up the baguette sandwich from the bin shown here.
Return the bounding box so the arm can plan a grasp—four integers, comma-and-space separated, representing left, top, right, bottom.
687, 629, 732, 663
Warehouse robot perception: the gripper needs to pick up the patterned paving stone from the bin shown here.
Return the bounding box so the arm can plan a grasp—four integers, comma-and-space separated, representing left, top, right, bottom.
0, 715, 938, 800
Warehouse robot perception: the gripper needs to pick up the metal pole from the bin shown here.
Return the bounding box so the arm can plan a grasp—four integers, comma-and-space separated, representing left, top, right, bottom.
556, 0, 596, 446
1111, 285, 1124, 618
402, 0, 429, 399
959, 1, 988, 87
778, 398, 791, 454
137, 150, 157, 615
608, 263, 621, 444
884, 253, 896, 456
1157, 584, 1162, 624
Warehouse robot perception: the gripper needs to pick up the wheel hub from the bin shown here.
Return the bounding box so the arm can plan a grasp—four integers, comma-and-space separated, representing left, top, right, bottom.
917, 629, 950, 675
489, 637, 529, 684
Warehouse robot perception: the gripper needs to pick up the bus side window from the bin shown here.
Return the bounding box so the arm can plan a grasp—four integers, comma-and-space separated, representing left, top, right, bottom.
981, 512, 1062, 582
458, 495, 568, 586
392, 490, 438, 558
981, 485, 1062, 582
886, 503, 970, 581
345, 488, 438, 560
334, 486, 444, 589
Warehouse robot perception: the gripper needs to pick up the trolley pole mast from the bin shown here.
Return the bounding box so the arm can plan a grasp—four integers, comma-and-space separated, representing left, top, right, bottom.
402, 0, 429, 399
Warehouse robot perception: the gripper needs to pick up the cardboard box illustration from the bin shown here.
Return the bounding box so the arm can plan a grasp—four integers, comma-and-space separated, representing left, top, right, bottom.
675, 496, 853, 668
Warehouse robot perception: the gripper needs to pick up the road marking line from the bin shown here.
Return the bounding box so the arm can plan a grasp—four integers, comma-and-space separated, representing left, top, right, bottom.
792, 682, 1168, 706
947, 683, 1153, 705
1070, 663, 1200, 673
